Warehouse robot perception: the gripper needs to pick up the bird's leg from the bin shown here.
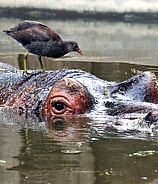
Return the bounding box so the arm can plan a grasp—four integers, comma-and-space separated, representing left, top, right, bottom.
38, 56, 46, 72
24, 52, 29, 74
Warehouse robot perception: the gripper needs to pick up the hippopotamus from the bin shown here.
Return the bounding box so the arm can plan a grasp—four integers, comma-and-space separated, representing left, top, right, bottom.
0, 62, 158, 126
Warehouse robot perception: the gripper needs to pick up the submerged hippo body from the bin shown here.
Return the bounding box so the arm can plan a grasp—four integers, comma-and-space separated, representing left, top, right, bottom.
0, 62, 158, 124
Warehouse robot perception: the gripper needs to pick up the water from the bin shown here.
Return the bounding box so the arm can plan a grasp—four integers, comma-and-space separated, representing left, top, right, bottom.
0, 17, 158, 184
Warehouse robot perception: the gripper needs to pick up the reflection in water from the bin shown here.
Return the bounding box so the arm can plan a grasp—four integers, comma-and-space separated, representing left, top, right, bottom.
1, 113, 95, 184
0, 112, 158, 183
46, 116, 90, 143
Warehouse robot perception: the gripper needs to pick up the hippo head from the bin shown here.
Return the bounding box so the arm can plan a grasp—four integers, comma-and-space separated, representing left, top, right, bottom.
42, 78, 94, 116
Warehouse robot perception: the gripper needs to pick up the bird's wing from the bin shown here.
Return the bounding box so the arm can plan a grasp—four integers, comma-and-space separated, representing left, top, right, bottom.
4, 21, 62, 46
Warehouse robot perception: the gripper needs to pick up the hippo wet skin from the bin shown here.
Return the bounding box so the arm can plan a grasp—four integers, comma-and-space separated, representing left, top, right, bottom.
0, 62, 158, 125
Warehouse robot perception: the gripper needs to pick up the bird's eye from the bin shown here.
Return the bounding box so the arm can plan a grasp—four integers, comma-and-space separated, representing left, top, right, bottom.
73, 44, 78, 49
51, 101, 67, 114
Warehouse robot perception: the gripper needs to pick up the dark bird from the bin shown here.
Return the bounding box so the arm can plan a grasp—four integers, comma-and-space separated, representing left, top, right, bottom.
3, 20, 84, 73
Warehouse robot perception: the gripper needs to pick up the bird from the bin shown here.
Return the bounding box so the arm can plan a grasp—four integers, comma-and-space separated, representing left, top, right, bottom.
3, 20, 84, 73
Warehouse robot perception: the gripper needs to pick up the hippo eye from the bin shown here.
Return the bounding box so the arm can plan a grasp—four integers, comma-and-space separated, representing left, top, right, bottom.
54, 102, 66, 111
48, 96, 74, 115
51, 101, 67, 114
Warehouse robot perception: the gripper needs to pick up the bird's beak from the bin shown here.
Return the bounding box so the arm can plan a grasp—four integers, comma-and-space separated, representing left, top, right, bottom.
77, 48, 84, 56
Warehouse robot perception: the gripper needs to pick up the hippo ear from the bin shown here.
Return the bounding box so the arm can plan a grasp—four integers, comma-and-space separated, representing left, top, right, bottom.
110, 72, 158, 104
